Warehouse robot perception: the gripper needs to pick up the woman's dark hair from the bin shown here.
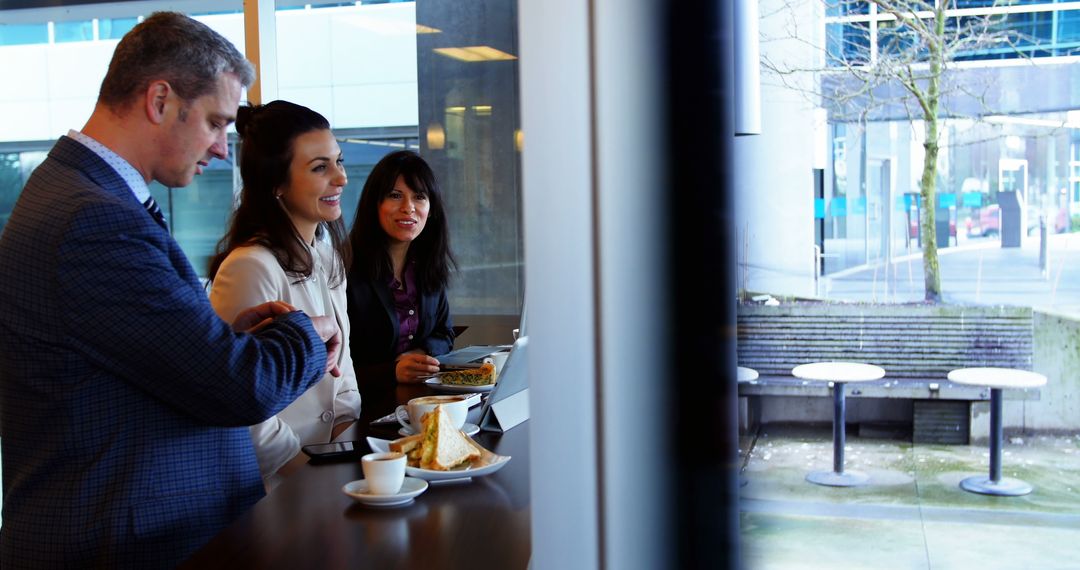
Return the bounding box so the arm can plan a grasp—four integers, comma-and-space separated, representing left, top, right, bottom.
348, 150, 455, 293
207, 100, 347, 287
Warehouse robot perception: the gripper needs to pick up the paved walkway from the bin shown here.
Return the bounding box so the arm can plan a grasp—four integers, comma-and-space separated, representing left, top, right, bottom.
739, 425, 1080, 569
823, 233, 1080, 314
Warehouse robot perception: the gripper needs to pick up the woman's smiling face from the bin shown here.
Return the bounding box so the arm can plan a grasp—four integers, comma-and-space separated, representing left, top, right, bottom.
278, 129, 346, 238
378, 175, 429, 245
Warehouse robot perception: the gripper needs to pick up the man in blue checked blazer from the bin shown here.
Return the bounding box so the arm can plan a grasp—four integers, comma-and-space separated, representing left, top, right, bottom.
0, 13, 342, 568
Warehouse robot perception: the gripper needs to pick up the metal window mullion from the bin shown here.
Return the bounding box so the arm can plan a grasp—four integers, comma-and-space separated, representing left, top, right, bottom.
869, 1, 878, 65
825, 2, 1080, 26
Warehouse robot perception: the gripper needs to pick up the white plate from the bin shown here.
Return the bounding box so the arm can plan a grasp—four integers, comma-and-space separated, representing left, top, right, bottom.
342, 476, 428, 507
367, 437, 511, 482
424, 377, 495, 393
400, 422, 480, 438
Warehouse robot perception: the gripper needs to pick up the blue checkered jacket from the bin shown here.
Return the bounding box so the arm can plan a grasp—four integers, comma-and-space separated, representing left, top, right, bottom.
0, 136, 327, 568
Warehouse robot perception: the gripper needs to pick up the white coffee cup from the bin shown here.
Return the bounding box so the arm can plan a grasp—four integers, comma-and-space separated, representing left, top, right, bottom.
395, 395, 469, 433
486, 352, 510, 380
361, 452, 406, 495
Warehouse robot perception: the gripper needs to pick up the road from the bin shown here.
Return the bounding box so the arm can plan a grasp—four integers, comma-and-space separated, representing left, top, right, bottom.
822, 232, 1080, 314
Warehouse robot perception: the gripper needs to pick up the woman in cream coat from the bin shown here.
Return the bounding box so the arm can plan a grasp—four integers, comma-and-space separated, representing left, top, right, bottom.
208, 101, 359, 490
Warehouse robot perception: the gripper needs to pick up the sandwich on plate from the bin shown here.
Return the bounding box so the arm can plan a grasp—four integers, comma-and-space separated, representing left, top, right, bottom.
389, 433, 422, 463
390, 404, 480, 471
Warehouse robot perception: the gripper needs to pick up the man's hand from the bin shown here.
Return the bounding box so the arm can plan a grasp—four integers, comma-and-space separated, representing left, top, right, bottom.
395, 351, 440, 383
309, 315, 342, 378
234, 304, 342, 378
232, 301, 297, 333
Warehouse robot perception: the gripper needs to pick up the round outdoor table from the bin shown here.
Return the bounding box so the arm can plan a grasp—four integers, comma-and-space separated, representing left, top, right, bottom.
737, 366, 759, 383
947, 367, 1047, 496
792, 362, 885, 487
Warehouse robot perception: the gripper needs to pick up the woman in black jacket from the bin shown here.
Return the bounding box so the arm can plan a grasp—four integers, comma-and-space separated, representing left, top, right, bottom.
346, 150, 456, 393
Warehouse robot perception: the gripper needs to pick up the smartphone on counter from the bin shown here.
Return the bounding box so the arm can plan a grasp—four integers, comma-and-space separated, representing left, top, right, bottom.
302, 440, 368, 464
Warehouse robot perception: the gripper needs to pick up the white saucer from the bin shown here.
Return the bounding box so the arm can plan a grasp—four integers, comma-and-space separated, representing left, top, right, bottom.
342, 476, 428, 507
424, 377, 495, 393
399, 422, 480, 438
367, 437, 512, 483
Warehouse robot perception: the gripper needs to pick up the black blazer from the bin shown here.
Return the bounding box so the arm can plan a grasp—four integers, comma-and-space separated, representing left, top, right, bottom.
346, 272, 454, 392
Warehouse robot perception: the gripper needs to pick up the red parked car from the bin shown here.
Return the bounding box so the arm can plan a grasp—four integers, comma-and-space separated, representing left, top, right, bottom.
966, 204, 1000, 237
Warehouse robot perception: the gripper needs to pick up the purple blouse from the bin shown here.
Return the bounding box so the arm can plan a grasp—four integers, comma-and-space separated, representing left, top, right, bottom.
388, 263, 420, 355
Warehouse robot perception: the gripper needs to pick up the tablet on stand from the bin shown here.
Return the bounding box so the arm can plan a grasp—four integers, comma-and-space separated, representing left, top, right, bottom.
479, 336, 530, 432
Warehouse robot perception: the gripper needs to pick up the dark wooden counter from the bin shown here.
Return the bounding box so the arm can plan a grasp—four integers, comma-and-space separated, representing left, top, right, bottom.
180, 384, 531, 569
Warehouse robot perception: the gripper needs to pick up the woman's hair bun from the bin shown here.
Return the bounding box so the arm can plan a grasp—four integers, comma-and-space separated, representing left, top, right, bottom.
235, 104, 261, 138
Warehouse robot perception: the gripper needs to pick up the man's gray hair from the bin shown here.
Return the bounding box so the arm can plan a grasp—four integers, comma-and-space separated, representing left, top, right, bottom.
98, 12, 255, 109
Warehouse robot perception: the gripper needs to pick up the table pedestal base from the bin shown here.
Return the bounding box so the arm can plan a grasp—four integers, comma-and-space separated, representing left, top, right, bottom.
959, 475, 1033, 496
806, 470, 869, 487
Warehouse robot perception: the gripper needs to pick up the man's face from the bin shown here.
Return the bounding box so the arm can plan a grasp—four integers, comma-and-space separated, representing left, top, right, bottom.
154, 73, 242, 188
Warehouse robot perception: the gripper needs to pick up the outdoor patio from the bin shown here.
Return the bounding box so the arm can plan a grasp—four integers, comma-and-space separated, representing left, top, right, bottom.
739, 424, 1080, 570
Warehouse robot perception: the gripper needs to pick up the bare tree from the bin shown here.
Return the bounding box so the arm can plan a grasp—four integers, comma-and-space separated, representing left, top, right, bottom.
765, 0, 1027, 302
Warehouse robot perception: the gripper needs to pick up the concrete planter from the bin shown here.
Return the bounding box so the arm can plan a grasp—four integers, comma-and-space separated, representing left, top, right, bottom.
737, 302, 1080, 440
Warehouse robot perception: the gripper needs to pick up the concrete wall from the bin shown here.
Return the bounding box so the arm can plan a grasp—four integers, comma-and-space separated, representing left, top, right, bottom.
742, 304, 1080, 440
758, 396, 911, 426
733, 0, 823, 297
1026, 309, 1080, 431
965, 309, 1080, 441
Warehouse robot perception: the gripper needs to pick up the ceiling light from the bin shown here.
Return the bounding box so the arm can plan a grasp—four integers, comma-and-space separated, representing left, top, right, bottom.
433, 46, 517, 62
427, 123, 446, 150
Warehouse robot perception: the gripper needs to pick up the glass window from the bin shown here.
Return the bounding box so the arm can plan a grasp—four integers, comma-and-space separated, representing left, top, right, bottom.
54, 20, 93, 43
955, 0, 1054, 6
337, 133, 421, 229
145, 132, 419, 278
877, 20, 922, 58
0, 153, 22, 236
1055, 8, 1080, 55
99, 18, 139, 40
0, 23, 48, 46
746, 1, 1080, 567
0, 150, 47, 238
150, 166, 236, 278
826, 22, 870, 66
999, 11, 1053, 48
951, 11, 1055, 59
825, 0, 870, 18
0, 0, 521, 320
832, 125, 847, 198
416, 0, 523, 316
1071, 142, 1080, 203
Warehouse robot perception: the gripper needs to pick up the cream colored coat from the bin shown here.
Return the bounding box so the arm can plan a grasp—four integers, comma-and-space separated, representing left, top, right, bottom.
210, 240, 360, 488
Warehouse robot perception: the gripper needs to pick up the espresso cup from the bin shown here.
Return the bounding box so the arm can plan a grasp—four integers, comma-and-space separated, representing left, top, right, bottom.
361, 452, 406, 495
395, 395, 469, 433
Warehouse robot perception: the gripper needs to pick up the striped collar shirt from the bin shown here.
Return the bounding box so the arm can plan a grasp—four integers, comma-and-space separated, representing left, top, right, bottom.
67, 129, 151, 204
